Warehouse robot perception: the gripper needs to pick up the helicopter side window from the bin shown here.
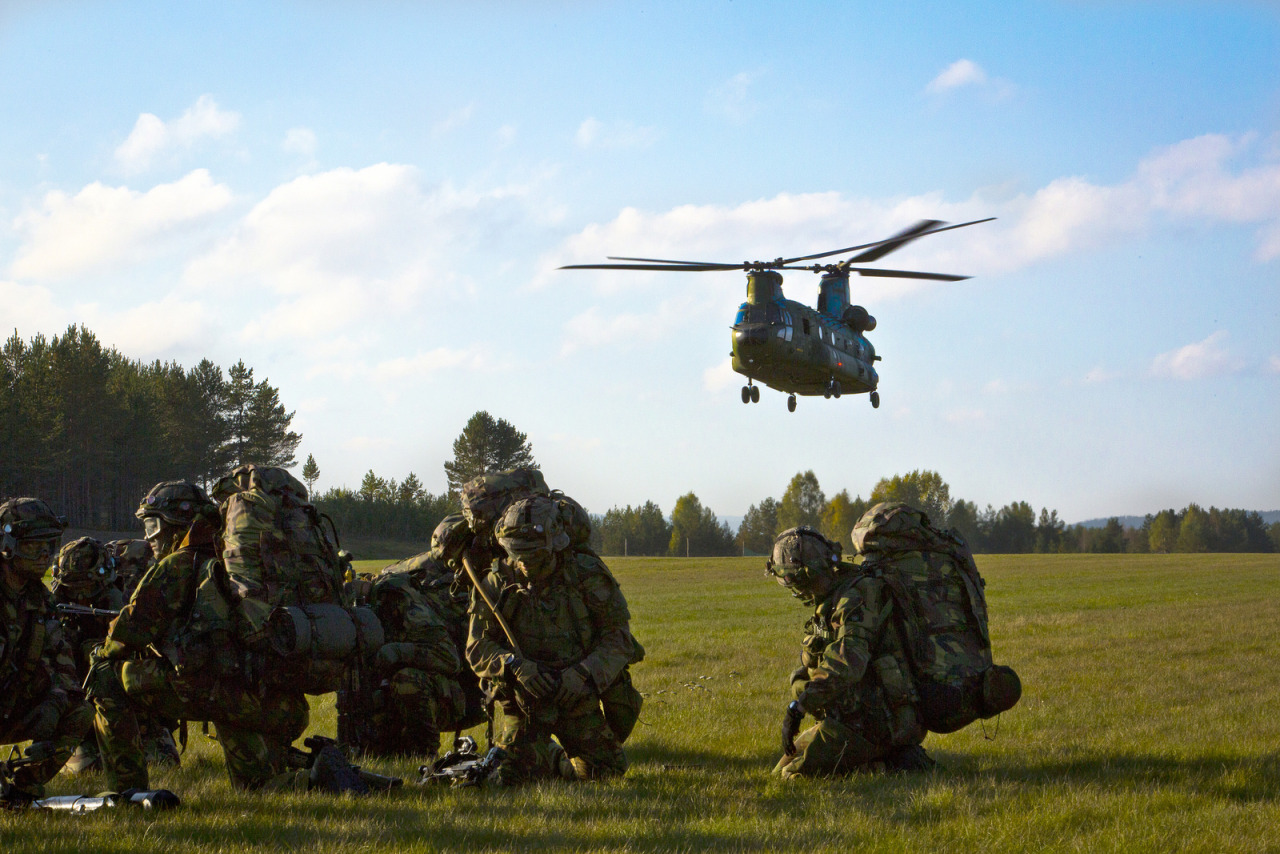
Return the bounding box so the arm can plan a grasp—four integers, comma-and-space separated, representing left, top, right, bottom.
766, 305, 781, 324
802, 317, 810, 336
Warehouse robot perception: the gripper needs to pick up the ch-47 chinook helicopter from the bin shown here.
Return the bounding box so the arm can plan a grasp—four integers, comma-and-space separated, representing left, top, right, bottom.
560, 216, 993, 412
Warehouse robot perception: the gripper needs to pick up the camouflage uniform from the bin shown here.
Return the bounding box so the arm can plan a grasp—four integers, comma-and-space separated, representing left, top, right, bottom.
104, 539, 152, 600
88, 483, 310, 792
0, 498, 93, 800
467, 496, 638, 786
767, 526, 927, 779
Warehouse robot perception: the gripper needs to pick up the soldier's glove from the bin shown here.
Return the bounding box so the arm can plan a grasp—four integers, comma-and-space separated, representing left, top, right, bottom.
95, 639, 130, 660
553, 665, 592, 705
17, 699, 61, 742
781, 700, 804, 757
509, 657, 556, 699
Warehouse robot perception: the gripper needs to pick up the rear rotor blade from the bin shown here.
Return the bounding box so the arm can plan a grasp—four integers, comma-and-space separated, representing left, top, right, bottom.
848, 267, 970, 281
780, 216, 995, 265
844, 219, 943, 263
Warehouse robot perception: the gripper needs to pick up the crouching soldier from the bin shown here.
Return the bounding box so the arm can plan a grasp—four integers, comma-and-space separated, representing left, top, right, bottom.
766, 526, 932, 778
0, 498, 93, 802
466, 496, 639, 786
87, 481, 365, 794
52, 537, 180, 775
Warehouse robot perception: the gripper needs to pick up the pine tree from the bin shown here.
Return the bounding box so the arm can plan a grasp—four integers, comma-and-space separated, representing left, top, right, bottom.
302, 454, 320, 495
443, 411, 536, 494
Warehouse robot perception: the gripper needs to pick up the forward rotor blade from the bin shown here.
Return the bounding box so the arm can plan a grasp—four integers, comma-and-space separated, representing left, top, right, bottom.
844, 219, 943, 263
558, 262, 743, 272
848, 267, 970, 281
607, 255, 733, 266
780, 216, 996, 265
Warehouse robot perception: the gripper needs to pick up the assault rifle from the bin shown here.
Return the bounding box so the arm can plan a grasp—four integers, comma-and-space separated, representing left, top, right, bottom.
55, 603, 122, 619
1, 743, 179, 811
418, 736, 506, 787
293, 735, 403, 791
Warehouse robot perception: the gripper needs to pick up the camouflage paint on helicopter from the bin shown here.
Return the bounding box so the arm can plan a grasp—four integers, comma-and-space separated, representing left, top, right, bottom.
561, 217, 993, 412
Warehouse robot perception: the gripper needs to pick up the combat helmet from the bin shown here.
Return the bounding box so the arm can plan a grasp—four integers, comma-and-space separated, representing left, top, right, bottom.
136, 481, 216, 526
53, 536, 116, 591
430, 513, 473, 563
495, 495, 570, 580
765, 526, 843, 603
0, 497, 66, 570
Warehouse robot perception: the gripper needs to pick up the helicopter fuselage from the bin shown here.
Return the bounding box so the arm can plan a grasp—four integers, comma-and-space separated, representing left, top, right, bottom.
730, 271, 879, 398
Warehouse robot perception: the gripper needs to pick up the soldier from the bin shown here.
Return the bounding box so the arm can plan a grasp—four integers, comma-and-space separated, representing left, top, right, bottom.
87, 481, 365, 794
766, 526, 933, 778
467, 495, 638, 786
103, 539, 152, 599
0, 498, 93, 802
51, 537, 180, 775
341, 513, 491, 757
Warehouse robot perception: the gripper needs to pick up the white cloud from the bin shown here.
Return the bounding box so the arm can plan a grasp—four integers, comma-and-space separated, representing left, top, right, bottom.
1082, 365, 1121, 384
708, 71, 761, 122
433, 105, 475, 137
560, 297, 702, 356
10, 169, 233, 280
1150, 331, 1242, 380
927, 59, 987, 93
575, 118, 660, 149
115, 95, 240, 173
373, 347, 503, 381
547, 131, 1280, 290
185, 163, 543, 341
1267, 355, 1280, 374
282, 127, 317, 157
702, 357, 738, 393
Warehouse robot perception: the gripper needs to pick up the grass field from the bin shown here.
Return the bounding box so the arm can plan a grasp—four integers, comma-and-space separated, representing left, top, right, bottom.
3, 553, 1279, 852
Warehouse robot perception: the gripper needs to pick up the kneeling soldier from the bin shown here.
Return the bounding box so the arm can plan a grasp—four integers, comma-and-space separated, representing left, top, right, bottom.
0, 498, 93, 802
766, 526, 932, 778
467, 496, 637, 786
87, 481, 364, 794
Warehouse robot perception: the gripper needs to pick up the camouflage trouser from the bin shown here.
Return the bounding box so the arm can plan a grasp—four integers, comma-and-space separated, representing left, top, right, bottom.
492, 694, 627, 787
773, 715, 894, 778
599, 668, 643, 744
88, 656, 308, 791
0, 695, 94, 797
364, 667, 466, 758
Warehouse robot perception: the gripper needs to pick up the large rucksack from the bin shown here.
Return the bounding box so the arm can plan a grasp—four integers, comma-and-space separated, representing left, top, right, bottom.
852, 502, 1021, 734
212, 464, 381, 694
458, 468, 549, 537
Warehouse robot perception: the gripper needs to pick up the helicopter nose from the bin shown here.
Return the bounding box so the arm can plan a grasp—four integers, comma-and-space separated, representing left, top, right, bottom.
734, 325, 768, 346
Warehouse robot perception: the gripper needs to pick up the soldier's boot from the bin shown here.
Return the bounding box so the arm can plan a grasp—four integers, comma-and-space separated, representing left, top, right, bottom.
309, 744, 370, 795
63, 741, 101, 775
884, 744, 936, 773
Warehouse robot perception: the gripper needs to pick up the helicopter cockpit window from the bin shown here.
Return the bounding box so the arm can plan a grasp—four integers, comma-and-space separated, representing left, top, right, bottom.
735, 306, 748, 325
766, 304, 781, 324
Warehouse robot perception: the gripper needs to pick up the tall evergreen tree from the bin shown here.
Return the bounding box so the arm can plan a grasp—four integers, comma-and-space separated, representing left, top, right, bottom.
776, 470, 825, 532
443, 410, 536, 494
737, 497, 781, 555
302, 453, 320, 494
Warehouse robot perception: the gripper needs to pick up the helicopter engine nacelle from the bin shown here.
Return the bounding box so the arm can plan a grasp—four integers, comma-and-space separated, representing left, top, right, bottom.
842, 305, 876, 334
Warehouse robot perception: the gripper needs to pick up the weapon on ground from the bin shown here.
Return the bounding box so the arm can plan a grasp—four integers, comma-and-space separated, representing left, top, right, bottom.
55, 603, 122, 619
1, 743, 180, 811
418, 735, 507, 787
294, 735, 403, 791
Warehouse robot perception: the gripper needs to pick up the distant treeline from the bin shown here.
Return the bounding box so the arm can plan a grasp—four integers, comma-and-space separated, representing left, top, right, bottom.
311, 470, 460, 548
595, 470, 1280, 557
0, 326, 301, 530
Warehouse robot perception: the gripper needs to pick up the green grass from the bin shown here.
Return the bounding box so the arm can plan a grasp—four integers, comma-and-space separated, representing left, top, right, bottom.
4, 554, 1279, 852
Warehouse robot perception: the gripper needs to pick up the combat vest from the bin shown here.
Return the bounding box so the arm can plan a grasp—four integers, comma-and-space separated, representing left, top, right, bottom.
853, 502, 1021, 733
0, 583, 54, 721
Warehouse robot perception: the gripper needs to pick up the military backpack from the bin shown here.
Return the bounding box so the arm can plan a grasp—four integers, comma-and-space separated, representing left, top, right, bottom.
852, 502, 1021, 733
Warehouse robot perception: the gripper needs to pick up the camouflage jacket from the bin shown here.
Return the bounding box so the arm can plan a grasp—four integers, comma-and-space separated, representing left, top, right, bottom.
365, 568, 460, 677
467, 550, 635, 694
0, 576, 82, 721
100, 522, 223, 666
795, 568, 917, 724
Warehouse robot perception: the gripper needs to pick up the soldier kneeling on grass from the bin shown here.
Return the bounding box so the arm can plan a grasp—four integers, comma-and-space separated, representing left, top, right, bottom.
766, 525, 934, 778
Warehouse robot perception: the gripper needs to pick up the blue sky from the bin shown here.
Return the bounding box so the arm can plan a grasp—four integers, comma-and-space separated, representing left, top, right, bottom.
2, 1, 1277, 524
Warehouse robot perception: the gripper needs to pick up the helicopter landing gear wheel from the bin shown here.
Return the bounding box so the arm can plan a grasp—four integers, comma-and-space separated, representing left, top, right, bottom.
870, 391, 880, 409
831, 380, 842, 399
741, 386, 751, 404
751, 385, 760, 403
787, 394, 797, 413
